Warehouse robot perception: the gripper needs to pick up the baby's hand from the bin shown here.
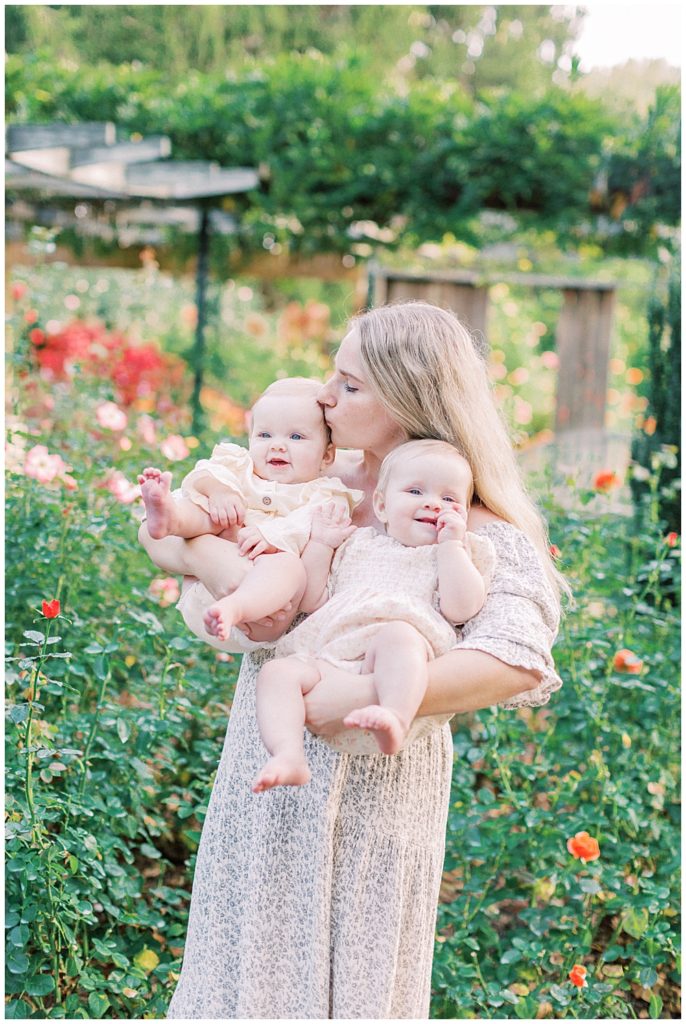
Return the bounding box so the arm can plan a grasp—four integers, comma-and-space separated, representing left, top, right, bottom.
310, 501, 356, 549
237, 525, 279, 559
207, 490, 245, 530
436, 506, 467, 543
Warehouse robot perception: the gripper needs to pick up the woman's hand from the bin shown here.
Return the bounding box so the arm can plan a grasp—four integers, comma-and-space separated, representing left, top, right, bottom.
304, 662, 376, 736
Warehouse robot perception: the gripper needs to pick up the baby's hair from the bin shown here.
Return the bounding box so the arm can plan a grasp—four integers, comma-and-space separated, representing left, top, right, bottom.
377, 439, 475, 504
259, 377, 324, 401
251, 377, 332, 444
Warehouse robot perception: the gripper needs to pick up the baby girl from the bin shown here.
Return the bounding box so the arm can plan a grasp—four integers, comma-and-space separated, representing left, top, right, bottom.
252, 438, 496, 792
138, 377, 362, 646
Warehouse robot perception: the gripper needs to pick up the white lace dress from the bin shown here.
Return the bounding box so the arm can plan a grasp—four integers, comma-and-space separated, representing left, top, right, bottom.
166, 522, 562, 1019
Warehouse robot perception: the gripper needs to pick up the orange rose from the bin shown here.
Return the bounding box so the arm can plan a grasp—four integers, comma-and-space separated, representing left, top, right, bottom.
568, 964, 588, 988
666, 532, 679, 548
594, 470, 620, 492
566, 831, 600, 862
613, 649, 643, 674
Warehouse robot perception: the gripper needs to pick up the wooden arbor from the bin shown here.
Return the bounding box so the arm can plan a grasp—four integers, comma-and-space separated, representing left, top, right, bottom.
369, 265, 616, 437
6, 121, 259, 431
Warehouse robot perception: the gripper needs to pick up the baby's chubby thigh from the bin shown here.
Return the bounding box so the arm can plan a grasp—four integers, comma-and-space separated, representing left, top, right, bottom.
361, 620, 432, 672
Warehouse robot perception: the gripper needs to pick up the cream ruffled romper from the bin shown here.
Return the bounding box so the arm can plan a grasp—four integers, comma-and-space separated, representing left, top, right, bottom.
167, 522, 563, 1019
175, 442, 364, 650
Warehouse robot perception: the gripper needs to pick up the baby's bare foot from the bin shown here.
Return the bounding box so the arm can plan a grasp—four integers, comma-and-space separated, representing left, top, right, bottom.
139, 468, 176, 539
252, 755, 311, 793
203, 596, 241, 641
343, 705, 407, 755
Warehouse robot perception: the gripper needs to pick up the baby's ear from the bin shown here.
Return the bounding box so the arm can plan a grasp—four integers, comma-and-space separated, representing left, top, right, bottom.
321, 442, 336, 468
372, 489, 387, 523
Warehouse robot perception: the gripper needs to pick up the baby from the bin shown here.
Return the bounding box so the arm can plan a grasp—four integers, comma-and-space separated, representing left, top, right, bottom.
252, 439, 496, 792
138, 377, 362, 646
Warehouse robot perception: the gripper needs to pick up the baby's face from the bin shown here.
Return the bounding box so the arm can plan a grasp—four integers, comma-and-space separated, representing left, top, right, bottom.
374, 451, 472, 547
249, 393, 333, 484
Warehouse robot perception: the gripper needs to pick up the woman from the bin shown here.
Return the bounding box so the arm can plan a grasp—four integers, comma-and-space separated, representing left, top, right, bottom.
167, 302, 563, 1019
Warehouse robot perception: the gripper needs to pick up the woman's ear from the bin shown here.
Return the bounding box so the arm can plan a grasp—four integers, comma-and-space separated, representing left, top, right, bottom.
372, 489, 387, 523
321, 442, 336, 469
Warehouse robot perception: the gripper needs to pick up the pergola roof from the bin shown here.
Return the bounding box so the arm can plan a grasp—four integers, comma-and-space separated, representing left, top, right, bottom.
5, 121, 259, 203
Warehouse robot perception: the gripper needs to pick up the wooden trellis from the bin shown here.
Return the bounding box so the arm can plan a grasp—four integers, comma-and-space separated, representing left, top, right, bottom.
369, 265, 617, 435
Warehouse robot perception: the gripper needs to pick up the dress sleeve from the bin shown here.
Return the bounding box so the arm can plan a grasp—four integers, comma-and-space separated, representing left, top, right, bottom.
180, 442, 250, 512
258, 504, 317, 556
455, 522, 563, 709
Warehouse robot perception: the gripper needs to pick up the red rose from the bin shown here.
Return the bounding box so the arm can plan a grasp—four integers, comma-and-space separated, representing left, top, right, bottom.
41, 598, 61, 618
568, 964, 588, 988
566, 831, 600, 862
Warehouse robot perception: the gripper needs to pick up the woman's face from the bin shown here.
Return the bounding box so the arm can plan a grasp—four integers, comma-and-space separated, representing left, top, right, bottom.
318, 328, 406, 455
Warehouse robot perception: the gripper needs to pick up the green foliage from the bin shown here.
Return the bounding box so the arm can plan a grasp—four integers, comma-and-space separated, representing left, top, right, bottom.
630, 248, 681, 533
5, 49, 680, 260
6, 5, 583, 93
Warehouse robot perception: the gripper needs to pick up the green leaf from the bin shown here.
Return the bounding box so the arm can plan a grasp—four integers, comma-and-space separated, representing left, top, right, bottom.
88, 992, 111, 1017
8, 704, 30, 725
6, 949, 30, 974
23, 630, 45, 644
9, 924, 30, 947
649, 993, 663, 1019
24, 974, 56, 996
579, 877, 602, 894
622, 906, 650, 938
116, 718, 130, 743
139, 842, 161, 859
5, 999, 33, 1018
500, 948, 521, 965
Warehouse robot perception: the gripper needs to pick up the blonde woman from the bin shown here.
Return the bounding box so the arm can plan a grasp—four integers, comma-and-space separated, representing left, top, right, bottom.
167, 302, 564, 1020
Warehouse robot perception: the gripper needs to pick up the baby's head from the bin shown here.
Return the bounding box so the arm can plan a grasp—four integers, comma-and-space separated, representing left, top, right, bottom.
374, 439, 474, 547
249, 377, 334, 483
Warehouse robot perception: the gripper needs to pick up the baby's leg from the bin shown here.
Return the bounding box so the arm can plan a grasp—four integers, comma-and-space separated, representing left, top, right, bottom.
204, 552, 306, 642
343, 621, 429, 755
139, 467, 220, 539
252, 657, 321, 792
138, 527, 249, 599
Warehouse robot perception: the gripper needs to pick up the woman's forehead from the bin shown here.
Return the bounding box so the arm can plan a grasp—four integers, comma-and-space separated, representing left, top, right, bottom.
335, 329, 363, 373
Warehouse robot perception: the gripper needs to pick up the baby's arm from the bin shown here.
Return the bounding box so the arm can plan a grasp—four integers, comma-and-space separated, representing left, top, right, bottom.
191, 473, 246, 530
299, 502, 355, 613
436, 509, 487, 624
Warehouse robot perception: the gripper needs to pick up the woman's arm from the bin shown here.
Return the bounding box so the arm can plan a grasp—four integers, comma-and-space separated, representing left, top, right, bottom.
303, 650, 541, 735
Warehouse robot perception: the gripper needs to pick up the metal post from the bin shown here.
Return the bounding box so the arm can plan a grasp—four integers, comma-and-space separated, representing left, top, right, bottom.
191, 202, 210, 435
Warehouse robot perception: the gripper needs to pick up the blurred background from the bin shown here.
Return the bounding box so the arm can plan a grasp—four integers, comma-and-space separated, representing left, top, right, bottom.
4, 6, 681, 1021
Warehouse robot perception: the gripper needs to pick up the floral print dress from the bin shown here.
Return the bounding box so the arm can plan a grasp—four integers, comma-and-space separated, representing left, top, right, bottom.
167, 522, 562, 1019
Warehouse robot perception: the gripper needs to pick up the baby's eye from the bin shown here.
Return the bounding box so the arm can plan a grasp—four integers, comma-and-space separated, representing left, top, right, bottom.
257, 431, 271, 438
290, 433, 304, 441
443, 496, 456, 503
408, 488, 422, 496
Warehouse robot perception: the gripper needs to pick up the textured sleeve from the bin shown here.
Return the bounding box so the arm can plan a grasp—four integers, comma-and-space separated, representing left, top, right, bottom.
180, 442, 250, 512
455, 522, 563, 709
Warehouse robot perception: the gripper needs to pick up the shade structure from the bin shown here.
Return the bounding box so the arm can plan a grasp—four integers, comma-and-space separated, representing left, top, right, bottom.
6, 122, 260, 431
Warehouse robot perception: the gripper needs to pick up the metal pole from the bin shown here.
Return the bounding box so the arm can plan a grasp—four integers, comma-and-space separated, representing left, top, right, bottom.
191, 202, 210, 435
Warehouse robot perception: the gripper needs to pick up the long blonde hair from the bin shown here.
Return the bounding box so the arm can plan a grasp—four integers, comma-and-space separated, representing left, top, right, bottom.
353, 301, 569, 601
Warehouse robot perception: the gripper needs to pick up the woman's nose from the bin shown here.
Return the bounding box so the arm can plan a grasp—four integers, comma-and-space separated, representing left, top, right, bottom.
318, 379, 336, 408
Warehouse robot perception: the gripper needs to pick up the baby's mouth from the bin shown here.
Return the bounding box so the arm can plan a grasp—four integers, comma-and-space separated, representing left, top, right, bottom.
415, 516, 438, 526
268, 458, 290, 467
